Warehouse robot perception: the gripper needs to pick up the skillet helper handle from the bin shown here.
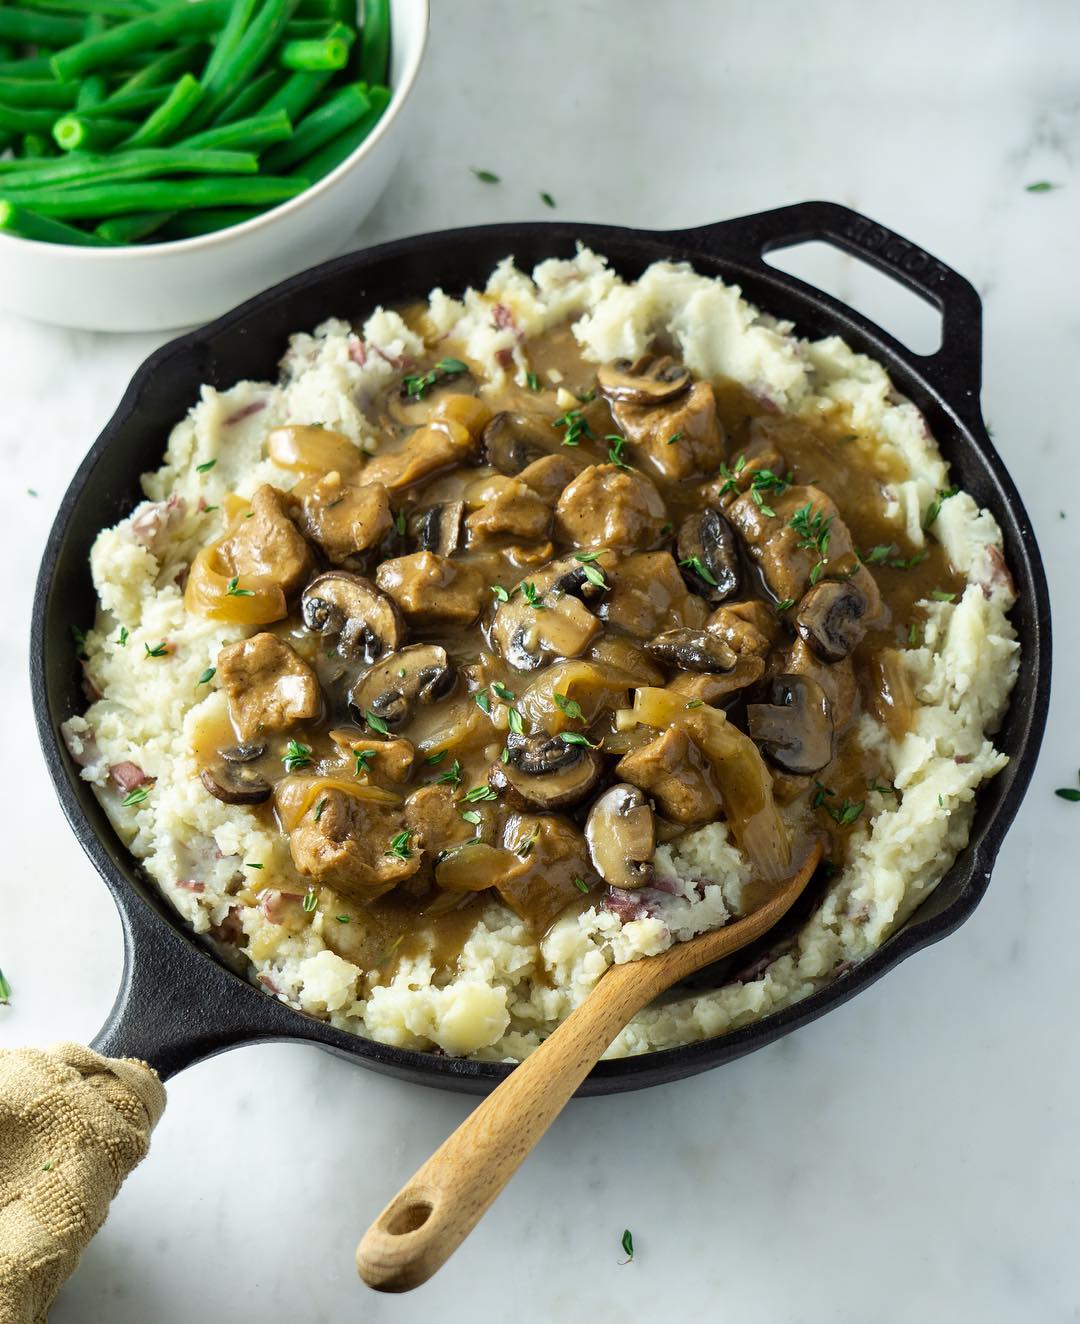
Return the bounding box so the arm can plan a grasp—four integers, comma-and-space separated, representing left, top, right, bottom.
0, 1043, 165, 1323
356, 958, 665, 1293
671, 200, 985, 431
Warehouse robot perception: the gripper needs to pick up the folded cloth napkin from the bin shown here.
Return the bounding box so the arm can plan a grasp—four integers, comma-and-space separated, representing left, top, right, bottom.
0, 1044, 165, 1324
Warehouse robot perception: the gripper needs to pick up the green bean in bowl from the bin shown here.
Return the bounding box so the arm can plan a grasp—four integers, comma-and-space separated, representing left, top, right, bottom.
0, 0, 395, 246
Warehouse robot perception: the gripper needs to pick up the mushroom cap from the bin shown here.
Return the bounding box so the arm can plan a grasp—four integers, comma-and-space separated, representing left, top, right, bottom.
200, 760, 272, 805
482, 412, 560, 475
794, 578, 869, 663
301, 571, 406, 665
646, 627, 738, 674
349, 644, 456, 729
746, 673, 833, 775
596, 353, 691, 406
676, 506, 741, 603
489, 732, 603, 810
584, 782, 656, 889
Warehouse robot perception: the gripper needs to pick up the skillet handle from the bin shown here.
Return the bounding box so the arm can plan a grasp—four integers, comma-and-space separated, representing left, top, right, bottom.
668, 201, 985, 432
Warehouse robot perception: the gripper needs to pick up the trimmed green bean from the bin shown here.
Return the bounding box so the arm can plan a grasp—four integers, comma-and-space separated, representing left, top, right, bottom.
0, 197, 109, 244
0, 8, 85, 46
76, 11, 109, 110
260, 68, 331, 122
0, 56, 55, 78
289, 82, 387, 181
123, 71, 201, 146
199, 0, 258, 86
53, 114, 138, 152
2, 174, 307, 217
112, 40, 204, 93
209, 67, 282, 125
179, 108, 292, 153
20, 131, 56, 158
83, 84, 166, 118
359, 0, 389, 86
0, 78, 79, 108
0, 101, 60, 135
297, 0, 353, 17
0, 43, 12, 62
195, 0, 299, 129
27, 0, 154, 17
159, 204, 259, 238
0, 146, 256, 187
279, 35, 348, 71
50, 0, 229, 82
262, 79, 368, 173
95, 209, 171, 241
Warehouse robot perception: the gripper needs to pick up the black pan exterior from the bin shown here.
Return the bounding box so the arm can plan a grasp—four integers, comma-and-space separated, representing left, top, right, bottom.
30, 203, 1051, 1094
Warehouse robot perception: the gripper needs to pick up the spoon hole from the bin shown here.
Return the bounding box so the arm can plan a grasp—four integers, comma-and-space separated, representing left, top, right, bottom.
385, 1200, 433, 1236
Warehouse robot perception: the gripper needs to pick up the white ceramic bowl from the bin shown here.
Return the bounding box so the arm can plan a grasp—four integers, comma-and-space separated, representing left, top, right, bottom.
0, 0, 428, 332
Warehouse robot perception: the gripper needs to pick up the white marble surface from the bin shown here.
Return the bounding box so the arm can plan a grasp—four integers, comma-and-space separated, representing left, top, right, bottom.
2, 2, 1078, 1320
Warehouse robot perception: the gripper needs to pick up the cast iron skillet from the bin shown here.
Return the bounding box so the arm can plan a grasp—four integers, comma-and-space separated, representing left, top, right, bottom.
31, 201, 1051, 1096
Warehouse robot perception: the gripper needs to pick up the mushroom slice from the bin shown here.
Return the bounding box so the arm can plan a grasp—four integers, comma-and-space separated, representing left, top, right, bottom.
482, 412, 560, 475
489, 731, 603, 810
746, 674, 833, 775
489, 557, 606, 672
596, 353, 691, 406
349, 644, 456, 730
676, 507, 740, 603
415, 500, 465, 556
200, 759, 271, 805
794, 578, 869, 663
645, 628, 738, 674
301, 572, 405, 665
585, 783, 656, 890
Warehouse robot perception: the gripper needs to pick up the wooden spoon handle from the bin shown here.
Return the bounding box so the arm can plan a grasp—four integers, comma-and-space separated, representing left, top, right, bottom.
355, 967, 655, 1293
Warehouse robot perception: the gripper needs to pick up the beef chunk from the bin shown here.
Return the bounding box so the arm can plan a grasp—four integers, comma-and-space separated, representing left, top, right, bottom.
217, 632, 321, 740
554, 463, 667, 550
615, 726, 722, 825
293, 472, 392, 565
219, 484, 312, 597
289, 788, 420, 902
376, 551, 486, 627
612, 381, 726, 481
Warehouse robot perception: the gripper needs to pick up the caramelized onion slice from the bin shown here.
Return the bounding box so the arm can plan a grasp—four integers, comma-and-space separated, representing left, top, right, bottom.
273, 775, 402, 833
184, 544, 286, 625
267, 424, 364, 478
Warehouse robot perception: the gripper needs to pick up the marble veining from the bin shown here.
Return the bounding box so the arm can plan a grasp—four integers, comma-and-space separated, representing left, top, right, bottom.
1, 2, 1077, 1320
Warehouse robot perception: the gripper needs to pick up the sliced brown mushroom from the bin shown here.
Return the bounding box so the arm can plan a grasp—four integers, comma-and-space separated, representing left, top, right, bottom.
415, 500, 465, 557
349, 644, 456, 729
489, 731, 603, 810
481, 412, 559, 475
794, 578, 869, 663
596, 353, 691, 406
585, 783, 656, 890
645, 628, 738, 673
200, 747, 272, 805
746, 673, 833, 775
489, 556, 605, 671
301, 572, 405, 664
676, 507, 740, 603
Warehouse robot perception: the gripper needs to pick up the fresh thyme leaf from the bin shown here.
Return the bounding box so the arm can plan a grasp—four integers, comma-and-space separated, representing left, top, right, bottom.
831, 799, 864, 827
27, 488, 37, 497
202, 504, 218, 513
42, 1160, 52, 1171
680, 554, 718, 587
809, 559, 825, 586
491, 583, 512, 603
471, 167, 500, 183
667, 431, 685, 446
621, 1229, 634, 1261
424, 748, 448, 765
580, 562, 608, 589
437, 357, 468, 376
195, 667, 216, 687
684, 699, 704, 709
788, 501, 833, 556
559, 731, 597, 748
775, 598, 796, 612
526, 371, 541, 391
930, 590, 957, 602
1055, 788, 1080, 802
717, 453, 747, 497
606, 434, 631, 468
907, 621, 920, 647
937, 794, 945, 808
434, 758, 463, 788
507, 706, 525, 735
314, 797, 327, 822
245, 861, 263, 869
225, 576, 253, 597
1025, 180, 1060, 193
461, 808, 482, 825
282, 739, 312, 772
573, 550, 604, 562
539, 190, 556, 208
923, 486, 959, 530
500, 745, 510, 763
302, 887, 318, 912
861, 544, 896, 565
335, 914, 351, 923
116, 626, 129, 647
353, 747, 376, 775
521, 581, 545, 609
659, 522, 673, 536
475, 690, 492, 715
517, 824, 541, 857
394, 510, 407, 535
121, 786, 149, 807
365, 710, 390, 734
462, 785, 498, 803
888, 550, 929, 571
572, 875, 589, 893
195, 458, 217, 473
555, 408, 593, 447
70, 625, 89, 660
0, 968, 10, 1003
554, 692, 584, 720
491, 681, 516, 701
144, 640, 169, 659
868, 778, 898, 797
387, 829, 413, 859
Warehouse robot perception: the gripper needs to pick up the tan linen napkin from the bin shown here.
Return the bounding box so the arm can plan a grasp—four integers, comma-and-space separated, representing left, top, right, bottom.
0, 1043, 165, 1324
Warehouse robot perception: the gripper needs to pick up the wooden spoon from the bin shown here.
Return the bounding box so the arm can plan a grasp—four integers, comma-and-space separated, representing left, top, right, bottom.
356, 843, 822, 1292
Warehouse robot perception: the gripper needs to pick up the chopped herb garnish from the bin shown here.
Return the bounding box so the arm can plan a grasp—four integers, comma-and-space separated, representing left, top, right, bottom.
424, 749, 448, 765
121, 786, 149, 807
402, 358, 468, 400
116, 627, 129, 647
747, 467, 791, 517
830, 799, 864, 827
195, 458, 217, 473
521, 581, 545, 609
365, 710, 390, 734
500, 745, 510, 764
462, 785, 498, 803
1025, 180, 1061, 193
1055, 788, 1080, 802
580, 562, 608, 589
144, 640, 169, 659
245, 861, 264, 869
314, 797, 327, 822
559, 731, 597, 748
526, 371, 541, 391
907, 622, 920, 647
461, 809, 482, 826
335, 914, 351, 923
659, 522, 673, 536
808, 560, 825, 586
394, 510, 407, 535
717, 453, 748, 497
225, 576, 253, 597
554, 692, 584, 720
788, 501, 833, 557
202, 504, 218, 513
888, 550, 930, 571
775, 598, 796, 612
930, 590, 957, 602
684, 699, 704, 709
302, 888, 317, 912
0, 968, 10, 1004
517, 824, 541, 857
667, 431, 685, 446
923, 486, 959, 530
606, 434, 631, 469
387, 829, 413, 860
434, 758, 464, 788
861, 544, 895, 565
196, 666, 216, 686
539, 190, 556, 208
42, 1161, 52, 1171
621, 1229, 634, 1262
27, 488, 37, 497
471, 167, 500, 183
71, 625, 89, 659
937, 794, 945, 808
475, 690, 492, 715
282, 739, 312, 772
491, 680, 516, 701
507, 706, 525, 736
555, 408, 593, 447
574, 550, 605, 562
679, 554, 718, 587
353, 747, 376, 775
868, 778, 898, 798
572, 876, 589, 893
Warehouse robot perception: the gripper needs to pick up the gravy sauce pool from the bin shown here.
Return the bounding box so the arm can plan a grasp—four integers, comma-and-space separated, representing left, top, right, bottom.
191, 315, 963, 993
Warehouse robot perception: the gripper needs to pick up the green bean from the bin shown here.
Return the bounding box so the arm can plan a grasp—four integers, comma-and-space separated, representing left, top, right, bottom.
262, 79, 369, 173
289, 82, 387, 181
0, 8, 85, 46
94, 209, 171, 241
279, 34, 349, 71
0, 146, 256, 186
0, 43, 12, 61
260, 68, 331, 122
359, 0, 389, 86
76, 11, 109, 110
0, 56, 55, 78
83, 84, 166, 118
159, 204, 259, 238
0, 78, 79, 108
122, 71, 201, 147
53, 114, 137, 152
0, 197, 109, 244
179, 108, 292, 153
209, 67, 282, 125
112, 40, 204, 93
27, 0, 154, 17
50, 0, 229, 82
195, 0, 299, 129
199, 0, 259, 87
0, 101, 60, 135
297, 0, 353, 17
21, 131, 56, 158
2, 173, 307, 217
